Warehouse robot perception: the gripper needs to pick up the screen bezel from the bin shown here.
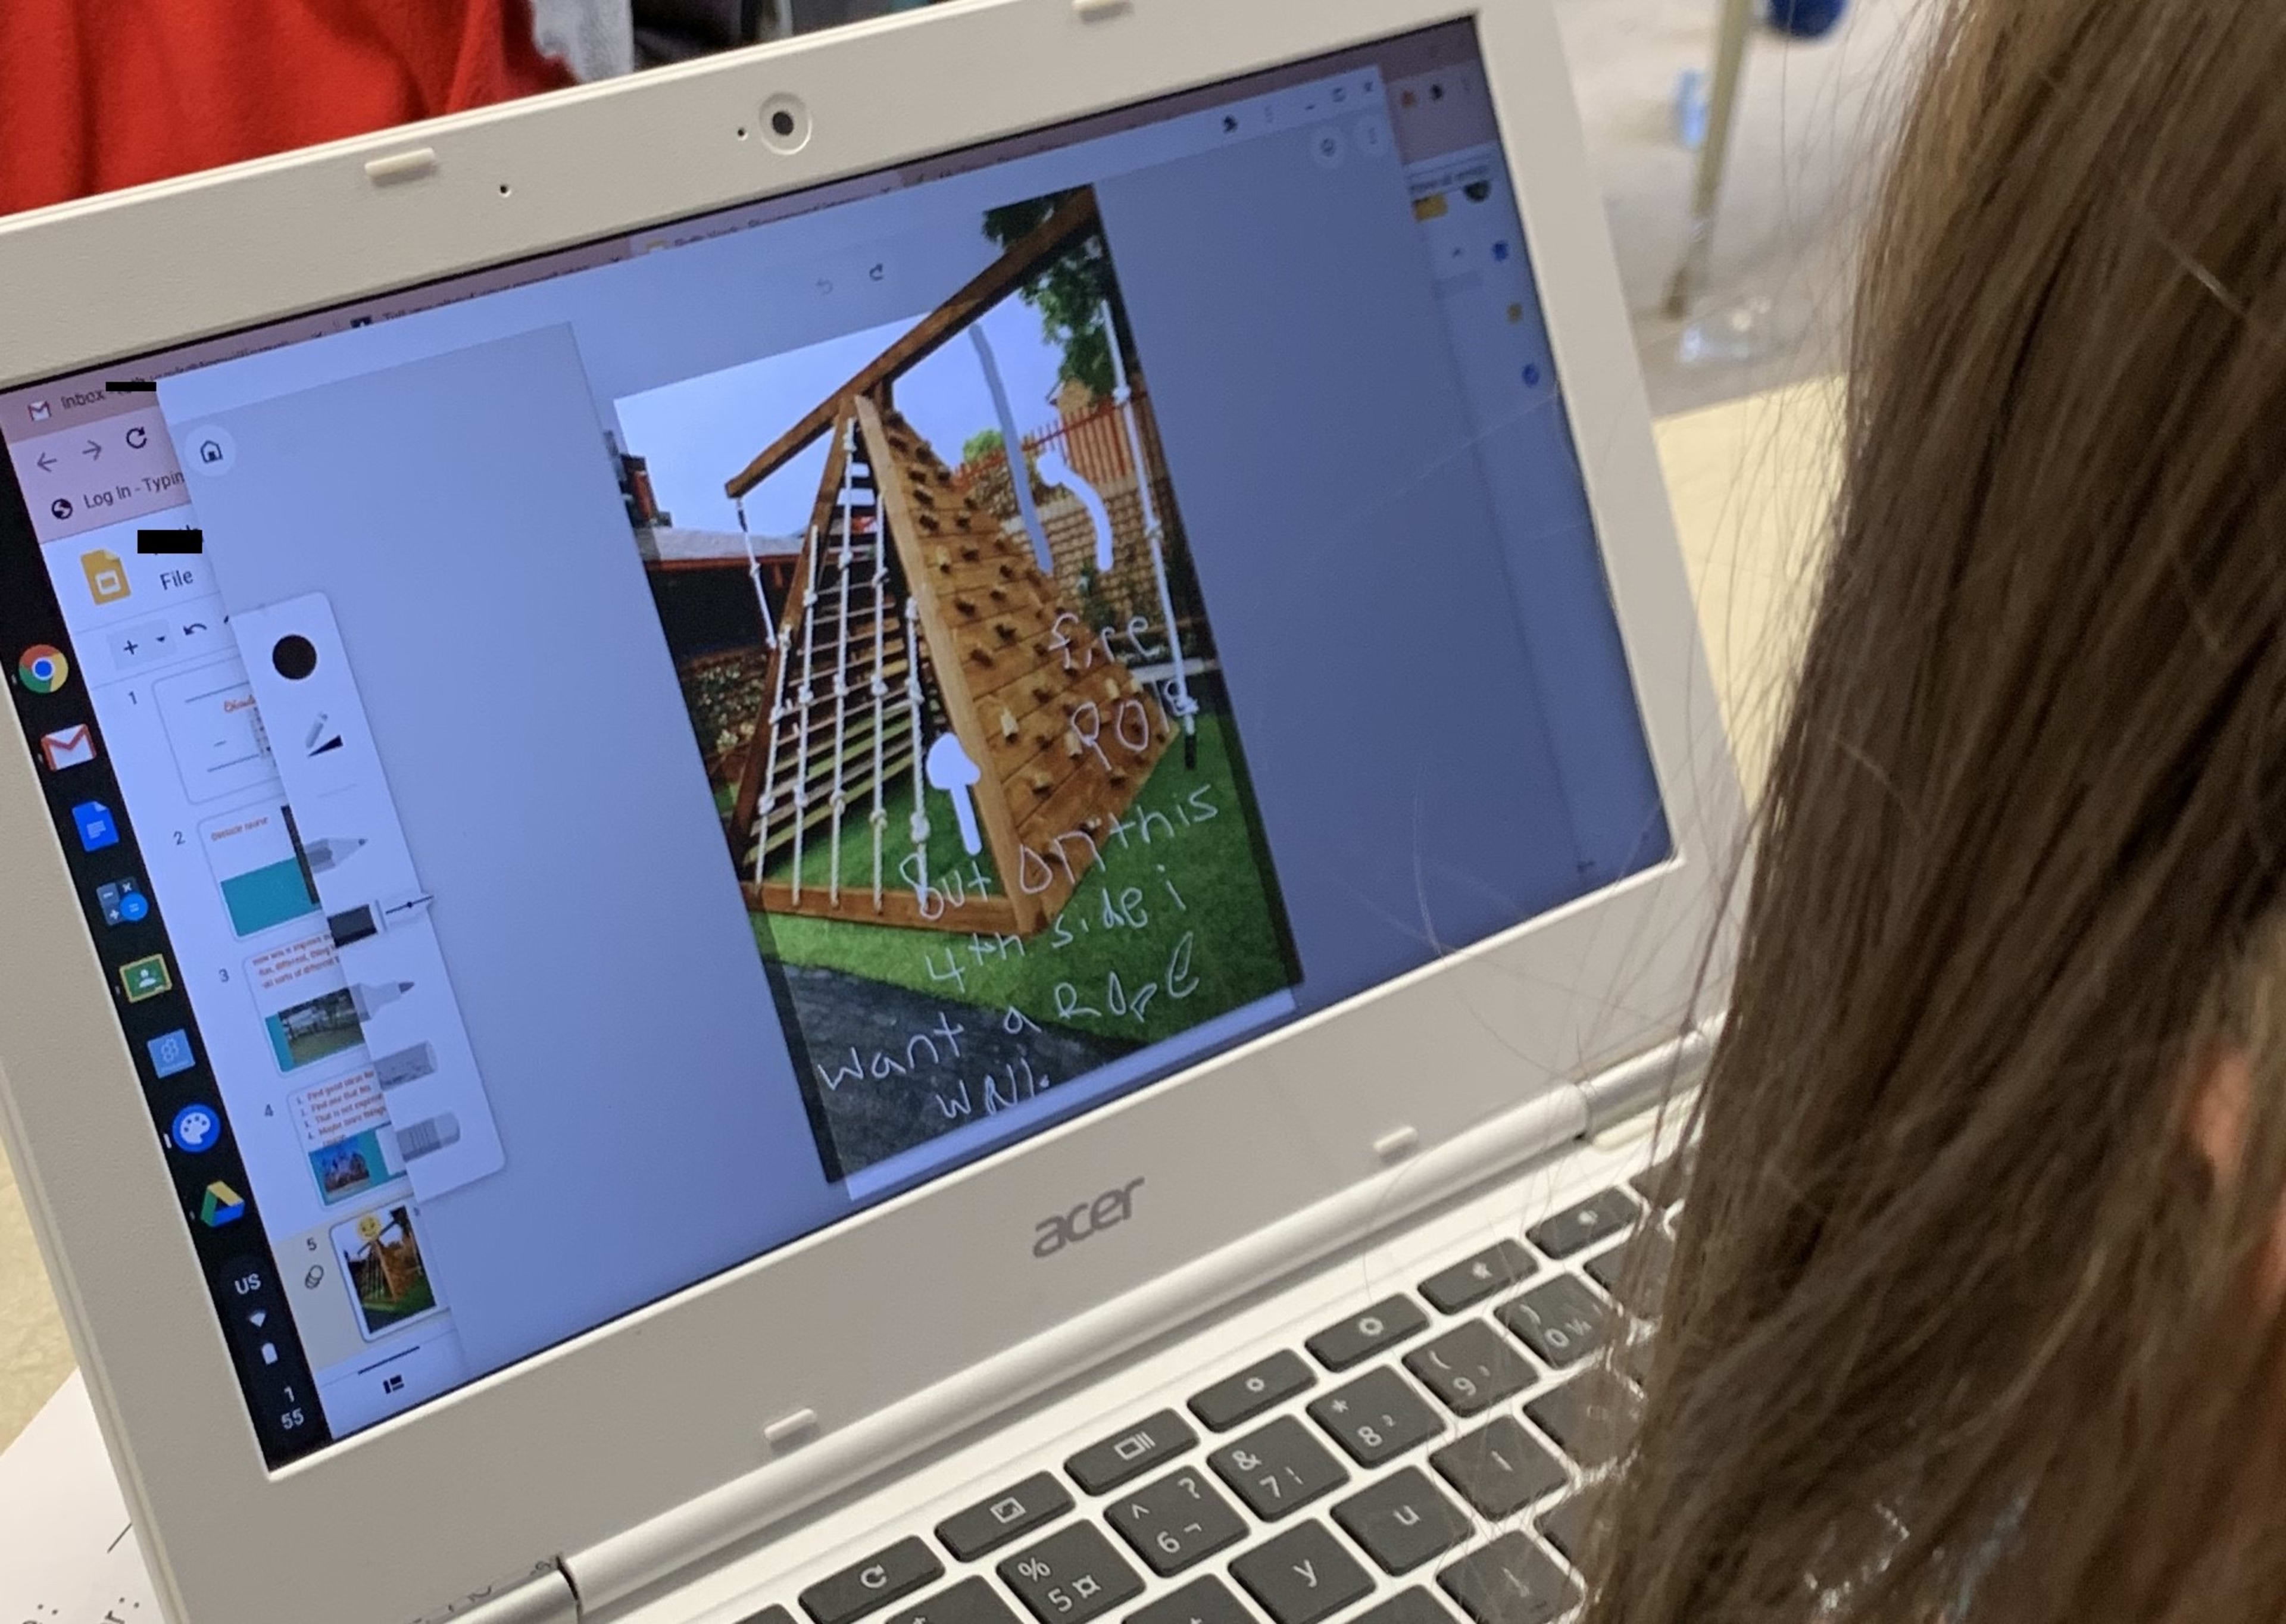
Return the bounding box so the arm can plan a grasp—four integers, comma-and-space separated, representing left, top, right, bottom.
0, 3, 1744, 1620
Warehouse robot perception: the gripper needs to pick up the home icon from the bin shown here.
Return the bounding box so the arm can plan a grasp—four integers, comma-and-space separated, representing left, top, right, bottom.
183, 426, 235, 473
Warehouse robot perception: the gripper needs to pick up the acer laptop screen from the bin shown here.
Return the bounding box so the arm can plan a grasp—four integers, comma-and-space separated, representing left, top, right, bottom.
0, 23, 1667, 1466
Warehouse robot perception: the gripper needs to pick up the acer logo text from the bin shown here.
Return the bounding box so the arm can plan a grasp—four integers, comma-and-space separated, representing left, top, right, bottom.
1033, 1177, 1145, 1257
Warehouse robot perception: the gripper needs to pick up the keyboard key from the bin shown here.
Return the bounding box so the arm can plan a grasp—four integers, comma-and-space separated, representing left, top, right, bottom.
1207, 1415, 1349, 1520
1103, 1466, 1246, 1576
938, 1472, 1073, 1560
881, 1579, 1022, 1624
1523, 1370, 1640, 1467
1429, 1416, 1567, 1518
1306, 1366, 1444, 1467
1304, 1295, 1429, 1370
1230, 1522, 1373, 1624
1191, 1350, 1315, 1432
1584, 1226, 1675, 1317
1067, 1410, 1197, 1495
1494, 1275, 1610, 1368
1437, 1534, 1581, 1624
1354, 1589, 1460, 1624
738, 1609, 798, 1624
1629, 1153, 1689, 1209
997, 1523, 1144, 1624
1402, 1322, 1537, 1417
801, 1538, 944, 1624
1536, 1494, 1600, 1568
1129, 1575, 1257, 1624
1526, 1187, 1641, 1258
1331, 1467, 1472, 1575
1419, 1241, 1537, 1313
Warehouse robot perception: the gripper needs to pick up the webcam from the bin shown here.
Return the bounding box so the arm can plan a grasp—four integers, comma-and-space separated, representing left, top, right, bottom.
757, 94, 811, 155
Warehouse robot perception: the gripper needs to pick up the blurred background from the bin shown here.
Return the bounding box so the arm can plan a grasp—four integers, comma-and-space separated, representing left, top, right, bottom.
541, 0, 1918, 416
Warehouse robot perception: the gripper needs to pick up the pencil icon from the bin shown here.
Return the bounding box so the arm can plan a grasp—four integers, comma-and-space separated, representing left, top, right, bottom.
302, 836, 366, 873
349, 980, 414, 1022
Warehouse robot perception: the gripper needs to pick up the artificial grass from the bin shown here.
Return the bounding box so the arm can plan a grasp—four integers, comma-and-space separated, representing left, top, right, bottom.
751, 710, 1295, 1048
758, 764, 1001, 902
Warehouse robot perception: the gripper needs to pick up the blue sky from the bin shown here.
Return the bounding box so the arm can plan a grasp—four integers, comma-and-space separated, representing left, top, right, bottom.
613, 290, 1071, 540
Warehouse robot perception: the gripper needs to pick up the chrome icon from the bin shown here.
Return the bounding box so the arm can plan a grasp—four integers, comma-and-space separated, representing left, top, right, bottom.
16, 645, 69, 694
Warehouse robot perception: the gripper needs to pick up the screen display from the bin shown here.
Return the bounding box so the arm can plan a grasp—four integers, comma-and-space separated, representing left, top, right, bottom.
0, 23, 1667, 1466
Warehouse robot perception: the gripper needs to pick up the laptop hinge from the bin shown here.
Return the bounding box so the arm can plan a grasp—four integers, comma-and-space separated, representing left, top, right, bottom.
1577, 1016, 1718, 1136
424, 1563, 580, 1624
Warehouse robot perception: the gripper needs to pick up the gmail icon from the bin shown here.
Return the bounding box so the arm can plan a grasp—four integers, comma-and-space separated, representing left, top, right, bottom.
39, 724, 97, 772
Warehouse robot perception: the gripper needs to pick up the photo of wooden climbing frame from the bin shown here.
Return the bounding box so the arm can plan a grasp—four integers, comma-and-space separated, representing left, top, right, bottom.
616, 179, 1301, 1180
723, 191, 1182, 938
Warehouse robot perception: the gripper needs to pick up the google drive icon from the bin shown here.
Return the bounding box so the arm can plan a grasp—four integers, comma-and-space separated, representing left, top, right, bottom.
199, 1181, 246, 1228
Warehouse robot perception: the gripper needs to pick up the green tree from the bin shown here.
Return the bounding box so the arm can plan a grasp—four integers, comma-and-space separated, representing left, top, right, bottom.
982, 191, 1130, 398
960, 426, 1005, 466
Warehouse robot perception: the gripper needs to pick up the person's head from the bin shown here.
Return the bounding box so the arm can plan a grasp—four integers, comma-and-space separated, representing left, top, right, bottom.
1584, 1, 2286, 1620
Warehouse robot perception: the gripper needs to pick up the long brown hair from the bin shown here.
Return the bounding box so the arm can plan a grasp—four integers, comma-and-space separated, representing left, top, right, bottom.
1584, 1, 2286, 1619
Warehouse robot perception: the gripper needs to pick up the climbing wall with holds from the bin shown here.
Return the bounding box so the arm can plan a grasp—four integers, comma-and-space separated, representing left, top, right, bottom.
720, 187, 1182, 938
730, 392, 1172, 939
857, 395, 1173, 936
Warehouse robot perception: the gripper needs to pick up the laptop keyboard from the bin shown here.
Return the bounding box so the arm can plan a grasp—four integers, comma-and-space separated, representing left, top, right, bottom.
729, 1170, 1679, 1624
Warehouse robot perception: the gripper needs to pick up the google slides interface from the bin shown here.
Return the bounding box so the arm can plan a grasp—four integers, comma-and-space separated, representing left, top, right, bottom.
0, 23, 1666, 1464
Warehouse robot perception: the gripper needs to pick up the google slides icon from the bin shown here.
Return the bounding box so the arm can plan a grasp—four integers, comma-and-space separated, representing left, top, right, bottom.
17, 645, 69, 694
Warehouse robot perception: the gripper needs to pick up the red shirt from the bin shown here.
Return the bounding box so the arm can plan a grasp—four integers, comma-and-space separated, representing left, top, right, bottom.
1, 0, 573, 218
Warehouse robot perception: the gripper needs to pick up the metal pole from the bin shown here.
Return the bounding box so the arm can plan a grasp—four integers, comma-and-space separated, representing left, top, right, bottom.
970, 326, 1055, 573
1664, 0, 1756, 318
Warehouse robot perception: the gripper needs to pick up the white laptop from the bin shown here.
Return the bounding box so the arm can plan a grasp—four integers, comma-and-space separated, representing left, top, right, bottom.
0, 2, 1743, 1620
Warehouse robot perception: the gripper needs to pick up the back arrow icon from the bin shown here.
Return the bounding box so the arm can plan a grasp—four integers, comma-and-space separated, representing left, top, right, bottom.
82, 439, 102, 461
34, 452, 55, 472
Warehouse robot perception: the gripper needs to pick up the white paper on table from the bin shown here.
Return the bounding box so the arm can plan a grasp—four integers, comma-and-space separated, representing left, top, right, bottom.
0, 1369, 164, 1623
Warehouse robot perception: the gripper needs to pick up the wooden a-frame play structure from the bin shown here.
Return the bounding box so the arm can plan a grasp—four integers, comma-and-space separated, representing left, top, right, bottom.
722, 191, 1178, 938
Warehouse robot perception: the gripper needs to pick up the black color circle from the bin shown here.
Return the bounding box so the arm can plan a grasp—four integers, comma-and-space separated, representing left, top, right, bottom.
271, 635, 318, 681
770, 108, 797, 138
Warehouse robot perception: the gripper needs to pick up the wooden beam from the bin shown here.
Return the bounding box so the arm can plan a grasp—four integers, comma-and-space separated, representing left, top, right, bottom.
746, 879, 1020, 935
725, 190, 1103, 499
